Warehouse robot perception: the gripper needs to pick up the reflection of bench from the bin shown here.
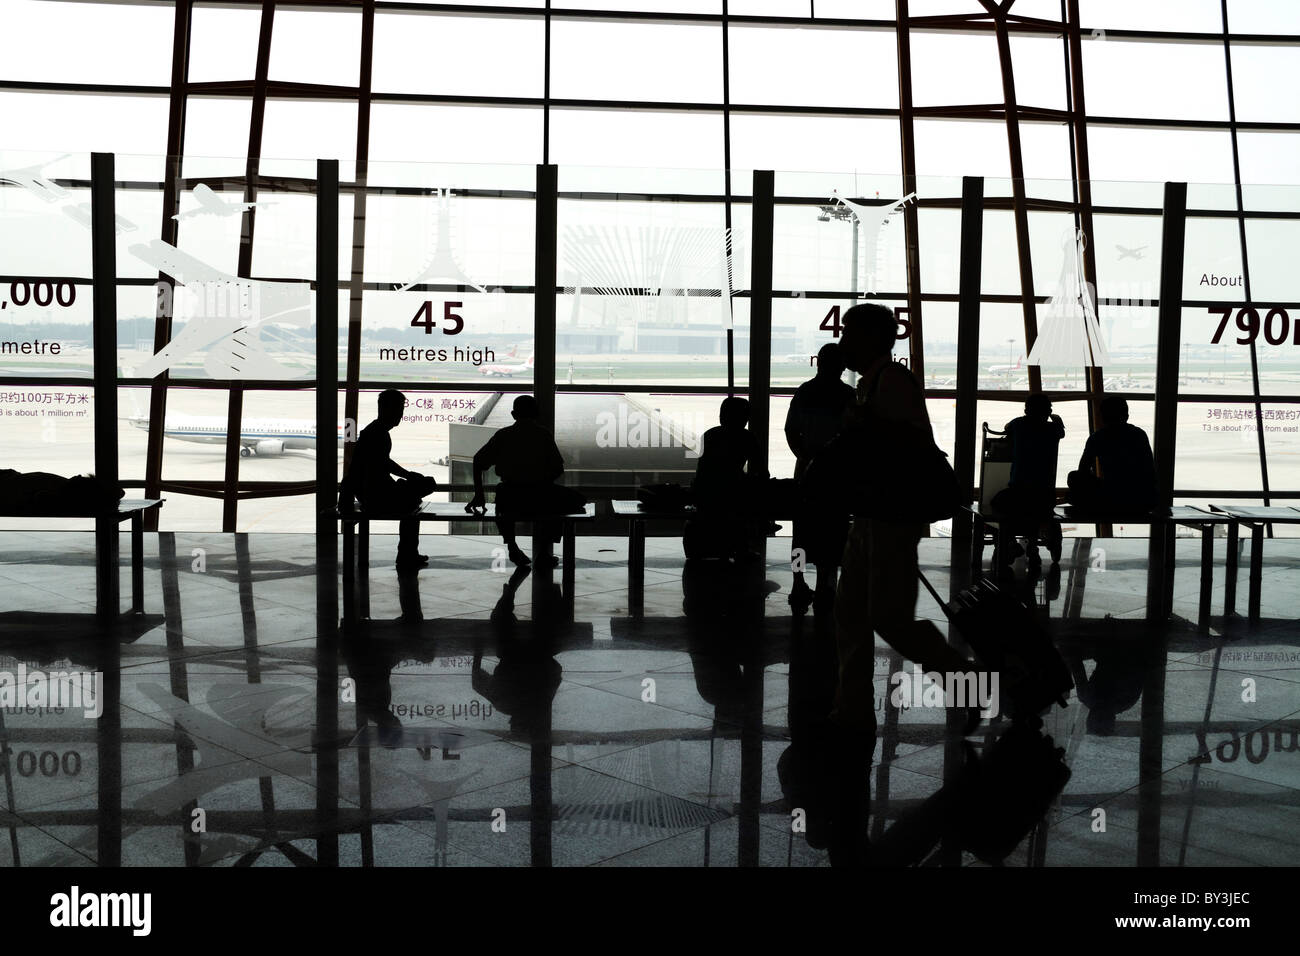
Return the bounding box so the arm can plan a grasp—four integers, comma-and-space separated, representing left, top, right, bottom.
334, 501, 596, 621
1206, 505, 1300, 624
0, 499, 162, 618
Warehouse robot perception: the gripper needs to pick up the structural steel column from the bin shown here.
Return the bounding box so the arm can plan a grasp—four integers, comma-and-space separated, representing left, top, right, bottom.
748, 170, 775, 478
534, 164, 559, 432
315, 159, 341, 867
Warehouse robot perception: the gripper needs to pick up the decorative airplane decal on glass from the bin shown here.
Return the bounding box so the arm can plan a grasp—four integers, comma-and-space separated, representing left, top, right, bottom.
126, 239, 313, 380
172, 183, 276, 221
0, 154, 136, 234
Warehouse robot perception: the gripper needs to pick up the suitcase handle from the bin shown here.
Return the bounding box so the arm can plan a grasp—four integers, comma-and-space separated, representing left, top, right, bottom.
917, 568, 950, 616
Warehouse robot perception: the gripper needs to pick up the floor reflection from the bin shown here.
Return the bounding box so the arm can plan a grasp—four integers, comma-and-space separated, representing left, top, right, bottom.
0, 528, 1296, 866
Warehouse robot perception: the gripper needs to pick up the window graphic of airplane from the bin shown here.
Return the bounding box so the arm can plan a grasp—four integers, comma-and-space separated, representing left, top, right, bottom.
0, 153, 137, 233
479, 351, 534, 378
126, 238, 312, 380
172, 183, 276, 220
1115, 244, 1147, 261
126, 411, 346, 456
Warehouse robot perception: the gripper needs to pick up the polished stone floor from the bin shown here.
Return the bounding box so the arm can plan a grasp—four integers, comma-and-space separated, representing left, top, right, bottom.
0, 527, 1296, 867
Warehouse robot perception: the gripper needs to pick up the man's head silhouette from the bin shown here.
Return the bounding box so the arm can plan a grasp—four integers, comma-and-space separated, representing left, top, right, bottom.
512, 395, 541, 422
378, 388, 407, 428
719, 396, 750, 429
1025, 393, 1052, 420
838, 303, 897, 373
1100, 396, 1129, 426
815, 342, 846, 379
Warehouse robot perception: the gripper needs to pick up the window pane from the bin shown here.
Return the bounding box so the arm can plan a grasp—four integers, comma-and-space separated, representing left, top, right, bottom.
909, 32, 1003, 109
0, 93, 168, 174
555, 197, 735, 386
551, 20, 721, 103
0, 0, 174, 86
1080, 0, 1222, 32
1229, 43, 1300, 123
189, 3, 261, 83
550, 110, 724, 191
369, 104, 543, 172
1087, 129, 1237, 207
259, 99, 359, 180
1084, 37, 1229, 121
1237, 133, 1300, 212
732, 114, 901, 191
183, 97, 253, 177
1224, 0, 1300, 34
268, 9, 362, 88
728, 24, 898, 108
372, 13, 543, 97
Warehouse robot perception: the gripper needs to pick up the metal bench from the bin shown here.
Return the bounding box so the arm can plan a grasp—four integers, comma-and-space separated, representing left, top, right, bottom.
334, 500, 596, 621
0, 499, 163, 618
1206, 505, 1300, 625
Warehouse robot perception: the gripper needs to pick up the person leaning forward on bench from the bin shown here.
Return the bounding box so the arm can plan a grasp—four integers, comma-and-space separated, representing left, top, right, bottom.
466, 395, 584, 568
1066, 396, 1158, 514
339, 388, 438, 572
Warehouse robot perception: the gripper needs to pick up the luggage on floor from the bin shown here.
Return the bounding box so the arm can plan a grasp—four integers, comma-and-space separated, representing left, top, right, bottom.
919, 571, 1073, 723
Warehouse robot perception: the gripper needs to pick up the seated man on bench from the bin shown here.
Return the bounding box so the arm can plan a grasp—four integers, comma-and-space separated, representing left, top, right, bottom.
1067, 396, 1158, 515
339, 388, 438, 572
992, 393, 1065, 567
466, 395, 580, 568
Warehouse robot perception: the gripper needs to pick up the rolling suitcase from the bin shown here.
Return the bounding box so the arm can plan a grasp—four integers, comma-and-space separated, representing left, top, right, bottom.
918, 572, 1073, 724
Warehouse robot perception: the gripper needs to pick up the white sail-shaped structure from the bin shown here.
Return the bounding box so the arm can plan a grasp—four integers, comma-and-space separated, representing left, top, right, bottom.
1028, 228, 1111, 369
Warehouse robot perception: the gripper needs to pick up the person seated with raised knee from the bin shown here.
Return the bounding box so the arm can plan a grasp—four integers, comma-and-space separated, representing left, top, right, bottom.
690, 396, 766, 559
466, 395, 568, 568
992, 393, 1065, 565
1067, 396, 1157, 514
340, 388, 438, 572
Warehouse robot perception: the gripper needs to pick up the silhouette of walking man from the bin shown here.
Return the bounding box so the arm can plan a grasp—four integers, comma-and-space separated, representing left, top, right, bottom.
339, 388, 438, 572
786, 343, 854, 610
832, 304, 969, 731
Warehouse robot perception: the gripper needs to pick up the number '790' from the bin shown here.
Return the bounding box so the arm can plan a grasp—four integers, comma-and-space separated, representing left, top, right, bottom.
1208, 306, 1297, 345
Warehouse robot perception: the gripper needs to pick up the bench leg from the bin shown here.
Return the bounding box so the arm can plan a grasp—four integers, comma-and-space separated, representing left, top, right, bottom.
561, 522, 577, 598
342, 521, 355, 623
1198, 526, 1213, 633
131, 512, 144, 613
1248, 524, 1263, 625
1224, 520, 1239, 621
630, 520, 645, 618
359, 520, 371, 620
970, 516, 984, 574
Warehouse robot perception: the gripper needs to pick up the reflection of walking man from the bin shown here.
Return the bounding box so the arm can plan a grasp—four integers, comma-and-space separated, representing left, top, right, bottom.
833, 304, 968, 731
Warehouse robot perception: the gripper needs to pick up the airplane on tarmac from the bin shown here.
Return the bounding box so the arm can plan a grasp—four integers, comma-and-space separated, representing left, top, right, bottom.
125, 412, 344, 457
479, 351, 534, 378
172, 183, 275, 221
987, 356, 1024, 375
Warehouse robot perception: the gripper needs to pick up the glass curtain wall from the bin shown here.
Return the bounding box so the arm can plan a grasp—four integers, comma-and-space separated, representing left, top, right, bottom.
1, 0, 1297, 529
